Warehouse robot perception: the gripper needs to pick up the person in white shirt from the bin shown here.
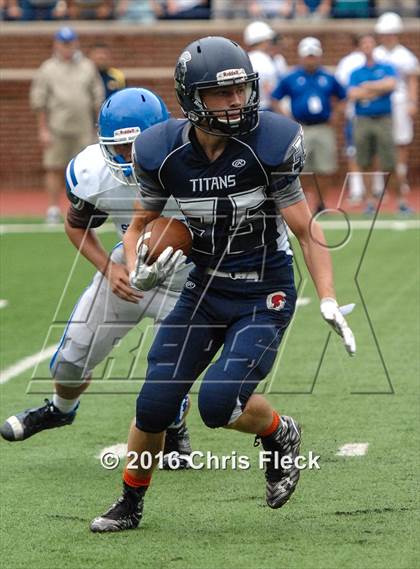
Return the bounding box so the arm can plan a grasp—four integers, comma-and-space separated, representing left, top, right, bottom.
374, 12, 419, 200
335, 35, 366, 203
243, 20, 287, 111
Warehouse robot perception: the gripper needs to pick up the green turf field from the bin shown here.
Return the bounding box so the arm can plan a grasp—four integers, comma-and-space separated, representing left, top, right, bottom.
0, 217, 419, 569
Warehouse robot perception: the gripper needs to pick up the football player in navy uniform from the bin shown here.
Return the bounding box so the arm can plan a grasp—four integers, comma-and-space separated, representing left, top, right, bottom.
0, 88, 193, 468
91, 37, 356, 532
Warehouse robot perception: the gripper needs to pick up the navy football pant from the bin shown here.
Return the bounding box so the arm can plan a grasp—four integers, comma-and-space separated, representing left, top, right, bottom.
136, 266, 296, 432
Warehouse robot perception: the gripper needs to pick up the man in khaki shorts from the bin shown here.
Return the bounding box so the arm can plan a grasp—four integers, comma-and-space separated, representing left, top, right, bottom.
348, 34, 402, 215
272, 37, 346, 212
30, 27, 104, 223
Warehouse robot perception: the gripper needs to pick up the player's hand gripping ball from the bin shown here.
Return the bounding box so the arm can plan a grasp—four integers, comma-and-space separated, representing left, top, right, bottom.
141, 217, 192, 264
129, 217, 192, 291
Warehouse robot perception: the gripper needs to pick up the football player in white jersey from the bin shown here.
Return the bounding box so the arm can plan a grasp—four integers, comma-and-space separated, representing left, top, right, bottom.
0, 88, 193, 467
243, 21, 288, 112
374, 12, 419, 208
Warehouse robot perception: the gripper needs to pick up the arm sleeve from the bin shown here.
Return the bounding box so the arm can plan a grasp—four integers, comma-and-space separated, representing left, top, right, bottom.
268, 125, 306, 208
333, 77, 347, 99
348, 70, 359, 88
271, 77, 288, 101
385, 64, 398, 78
66, 199, 109, 229
271, 177, 305, 210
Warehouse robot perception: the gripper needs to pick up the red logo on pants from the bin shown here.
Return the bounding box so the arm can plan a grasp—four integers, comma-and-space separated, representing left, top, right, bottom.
267, 291, 286, 311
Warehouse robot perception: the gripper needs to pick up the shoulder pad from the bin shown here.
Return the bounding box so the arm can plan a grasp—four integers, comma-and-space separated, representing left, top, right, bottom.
133, 118, 187, 172
249, 112, 303, 168
65, 144, 107, 206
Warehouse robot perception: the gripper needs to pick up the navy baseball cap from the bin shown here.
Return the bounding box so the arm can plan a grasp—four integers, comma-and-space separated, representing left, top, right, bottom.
55, 27, 78, 43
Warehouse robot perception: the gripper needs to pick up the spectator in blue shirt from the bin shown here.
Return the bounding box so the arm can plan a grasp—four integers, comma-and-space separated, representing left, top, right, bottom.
272, 36, 346, 212
295, 0, 331, 18
347, 33, 408, 214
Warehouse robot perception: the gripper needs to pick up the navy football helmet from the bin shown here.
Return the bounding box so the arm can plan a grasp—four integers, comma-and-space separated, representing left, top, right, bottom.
174, 36, 259, 137
98, 87, 170, 185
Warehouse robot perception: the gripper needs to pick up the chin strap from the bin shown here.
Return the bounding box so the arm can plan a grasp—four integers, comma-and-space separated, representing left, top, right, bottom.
113, 154, 133, 177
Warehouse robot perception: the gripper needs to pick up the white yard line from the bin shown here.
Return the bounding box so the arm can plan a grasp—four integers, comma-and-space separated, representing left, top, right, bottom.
0, 345, 56, 384
0, 220, 419, 235
96, 443, 128, 460
0, 223, 116, 234
320, 220, 419, 230
336, 443, 369, 457
296, 297, 311, 307
0, 299, 9, 309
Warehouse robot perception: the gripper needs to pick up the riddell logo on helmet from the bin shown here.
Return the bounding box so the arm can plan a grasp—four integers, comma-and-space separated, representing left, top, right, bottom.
266, 292, 286, 311
114, 127, 141, 140
216, 68, 247, 83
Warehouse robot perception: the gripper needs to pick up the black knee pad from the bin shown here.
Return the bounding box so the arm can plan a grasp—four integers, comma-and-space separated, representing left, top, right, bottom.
135, 394, 181, 433
198, 382, 235, 429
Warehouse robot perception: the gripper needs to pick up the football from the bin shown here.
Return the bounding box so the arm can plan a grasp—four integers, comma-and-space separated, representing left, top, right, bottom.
142, 217, 192, 264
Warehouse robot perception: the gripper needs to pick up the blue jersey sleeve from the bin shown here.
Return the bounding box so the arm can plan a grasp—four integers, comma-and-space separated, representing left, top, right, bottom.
332, 76, 347, 100
252, 112, 306, 209
271, 75, 289, 101
383, 63, 398, 77
348, 68, 361, 88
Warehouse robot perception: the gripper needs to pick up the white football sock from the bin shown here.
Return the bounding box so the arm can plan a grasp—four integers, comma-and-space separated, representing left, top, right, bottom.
52, 394, 79, 414
349, 172, 364, 200
372, 172, 384, 195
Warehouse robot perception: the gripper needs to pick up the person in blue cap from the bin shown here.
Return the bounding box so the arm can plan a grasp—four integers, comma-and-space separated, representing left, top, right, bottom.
55, 26, 78, 42
30, 27, 104, 224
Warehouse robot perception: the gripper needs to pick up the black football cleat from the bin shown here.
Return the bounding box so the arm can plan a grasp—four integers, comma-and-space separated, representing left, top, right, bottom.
256, 415, 302, 509
162, 422, 193, 470
90, 485, 144, 533
0, 399, 78, 442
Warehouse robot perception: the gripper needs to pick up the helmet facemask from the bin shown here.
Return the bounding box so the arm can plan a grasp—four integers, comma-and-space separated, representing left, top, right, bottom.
194, 77, 259, 136
176, 65, 259, 137
98, 127, 140, 186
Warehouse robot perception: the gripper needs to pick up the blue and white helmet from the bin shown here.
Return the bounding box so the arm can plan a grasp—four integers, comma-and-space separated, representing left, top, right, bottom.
98, 87, 170, 185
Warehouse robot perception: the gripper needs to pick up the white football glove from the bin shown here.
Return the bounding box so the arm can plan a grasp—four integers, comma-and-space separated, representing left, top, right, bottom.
129, 243, 186, 292
320, 298, 356, 356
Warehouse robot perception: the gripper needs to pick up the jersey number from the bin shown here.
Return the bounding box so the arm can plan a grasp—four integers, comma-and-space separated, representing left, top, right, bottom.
177, 186, 267, 256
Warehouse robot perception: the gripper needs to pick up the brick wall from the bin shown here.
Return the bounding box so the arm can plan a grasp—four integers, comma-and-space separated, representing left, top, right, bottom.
1, 20, 419, 190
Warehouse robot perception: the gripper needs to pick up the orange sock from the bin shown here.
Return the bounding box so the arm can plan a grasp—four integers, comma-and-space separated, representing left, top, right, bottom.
123, 469, 151, 488
258, 411, 280, 438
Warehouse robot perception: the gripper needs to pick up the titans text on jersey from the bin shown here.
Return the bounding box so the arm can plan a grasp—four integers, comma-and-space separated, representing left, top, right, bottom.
133, 112, 306, 274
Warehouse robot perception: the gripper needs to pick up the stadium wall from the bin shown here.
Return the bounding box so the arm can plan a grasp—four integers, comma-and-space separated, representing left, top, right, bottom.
0, 20, 419, 191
